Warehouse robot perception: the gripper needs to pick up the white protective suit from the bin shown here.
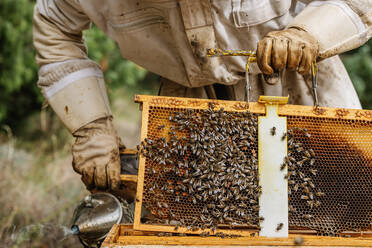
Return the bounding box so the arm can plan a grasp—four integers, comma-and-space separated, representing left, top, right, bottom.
33, 0, 371, 190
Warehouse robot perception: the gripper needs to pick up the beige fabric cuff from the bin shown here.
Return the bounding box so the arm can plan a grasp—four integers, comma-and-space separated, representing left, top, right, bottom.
288, 1, 369, 59
38, 59, 101, 87
38, 60, 112, 133
47, 75, 112, 133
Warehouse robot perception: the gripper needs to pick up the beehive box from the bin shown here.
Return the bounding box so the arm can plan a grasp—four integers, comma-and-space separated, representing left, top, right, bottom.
102, 224, 372, 247
129, 95, 372, 238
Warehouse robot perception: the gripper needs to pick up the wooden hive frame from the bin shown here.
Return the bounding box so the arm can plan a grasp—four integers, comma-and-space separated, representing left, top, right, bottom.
102, 224, 372, 247
125, 95, 372, 237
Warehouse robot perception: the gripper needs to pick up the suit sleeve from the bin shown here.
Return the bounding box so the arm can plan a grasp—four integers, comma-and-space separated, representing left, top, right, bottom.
292, 0, 371, 58
33, 0, 112, 133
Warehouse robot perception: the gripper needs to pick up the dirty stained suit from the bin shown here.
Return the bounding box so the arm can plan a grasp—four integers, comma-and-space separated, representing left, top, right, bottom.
34, 0, 371, 108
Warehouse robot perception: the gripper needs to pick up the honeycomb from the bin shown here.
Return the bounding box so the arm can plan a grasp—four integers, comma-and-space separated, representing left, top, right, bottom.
141, 105, 260, 230
135, 95, 372, 236
287, 116, 372, 235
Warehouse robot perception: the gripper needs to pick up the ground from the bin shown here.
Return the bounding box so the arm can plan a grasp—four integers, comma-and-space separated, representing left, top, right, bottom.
0, 90, 143, 248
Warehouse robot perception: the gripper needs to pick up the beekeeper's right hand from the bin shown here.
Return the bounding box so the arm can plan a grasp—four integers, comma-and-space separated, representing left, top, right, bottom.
72, 117, 122, 190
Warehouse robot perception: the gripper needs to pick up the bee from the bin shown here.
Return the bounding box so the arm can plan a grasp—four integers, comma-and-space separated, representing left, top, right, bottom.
280, 163, 287, 171
200, 231, 210, 237
276, 223, 284, 231
252, 205, 260, 211
191, 226, 199, 231
309, 168, 317, 176
309, 192, 314, 200
289, 205, 296, 212
281, 132, 287, 141
307, 200, 314, 208
271, 127, 276, 136
201, 207, 209, 215
297, 160, 305, 167
156, 210, 164, 217
241, 196, 249, 201
249, 199, 257, 204
303, 128, 311, 138
293, 184, 299, 192
288, 180, 295, 185
230, 205, 238, 211
316, 191, 325, 197
298, 148, 306, 154
294, 236, 304, 245
309, 158, 315, 166
207, 203, 215, 209
157, 125, 165, 130
301, 195, 309, 200
284, 156, 290, 164
224, 217, 233, 223
314, 200, 321, 208
302, 187, 310, 194
309, 149, 315, 157
301, 182, 308, 187
303, 214, 313, 220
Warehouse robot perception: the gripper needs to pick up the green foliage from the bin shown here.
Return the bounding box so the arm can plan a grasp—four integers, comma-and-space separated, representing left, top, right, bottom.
343, 40, 372, 109
0, 0, 41, 127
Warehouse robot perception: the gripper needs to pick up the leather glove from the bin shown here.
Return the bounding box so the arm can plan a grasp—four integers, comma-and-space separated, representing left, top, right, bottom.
257, 28, 318, 75
72, 117, 122, 190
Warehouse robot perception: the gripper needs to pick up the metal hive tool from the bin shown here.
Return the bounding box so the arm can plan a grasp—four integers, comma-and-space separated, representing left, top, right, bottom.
133, 95, 372, 237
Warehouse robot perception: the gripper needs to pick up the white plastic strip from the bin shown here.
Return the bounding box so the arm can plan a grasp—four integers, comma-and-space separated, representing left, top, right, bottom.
258, 104, 288, 237
44, 67, 103, 99
308, 1, 366, 32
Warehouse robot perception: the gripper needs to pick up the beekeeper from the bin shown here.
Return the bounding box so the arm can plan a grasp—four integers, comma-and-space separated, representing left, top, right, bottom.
33, 0, 371, 190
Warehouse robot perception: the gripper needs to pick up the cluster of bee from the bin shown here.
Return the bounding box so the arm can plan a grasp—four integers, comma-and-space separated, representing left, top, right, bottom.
140, 104, 325, 235
141, 103, 261, 232
283, 128, 325, 223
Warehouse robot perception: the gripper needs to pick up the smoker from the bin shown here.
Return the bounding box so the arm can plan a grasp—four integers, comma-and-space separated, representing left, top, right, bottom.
71, 152, 138, 247
71, 193, 123, 248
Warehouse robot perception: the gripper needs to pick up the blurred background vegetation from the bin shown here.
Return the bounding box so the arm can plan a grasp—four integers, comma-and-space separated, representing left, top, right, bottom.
0, 0, 371, 247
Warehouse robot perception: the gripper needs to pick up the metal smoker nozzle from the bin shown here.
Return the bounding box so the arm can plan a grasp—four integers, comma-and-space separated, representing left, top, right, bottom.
71, 193, 123, 247
71, 225, 80, 235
